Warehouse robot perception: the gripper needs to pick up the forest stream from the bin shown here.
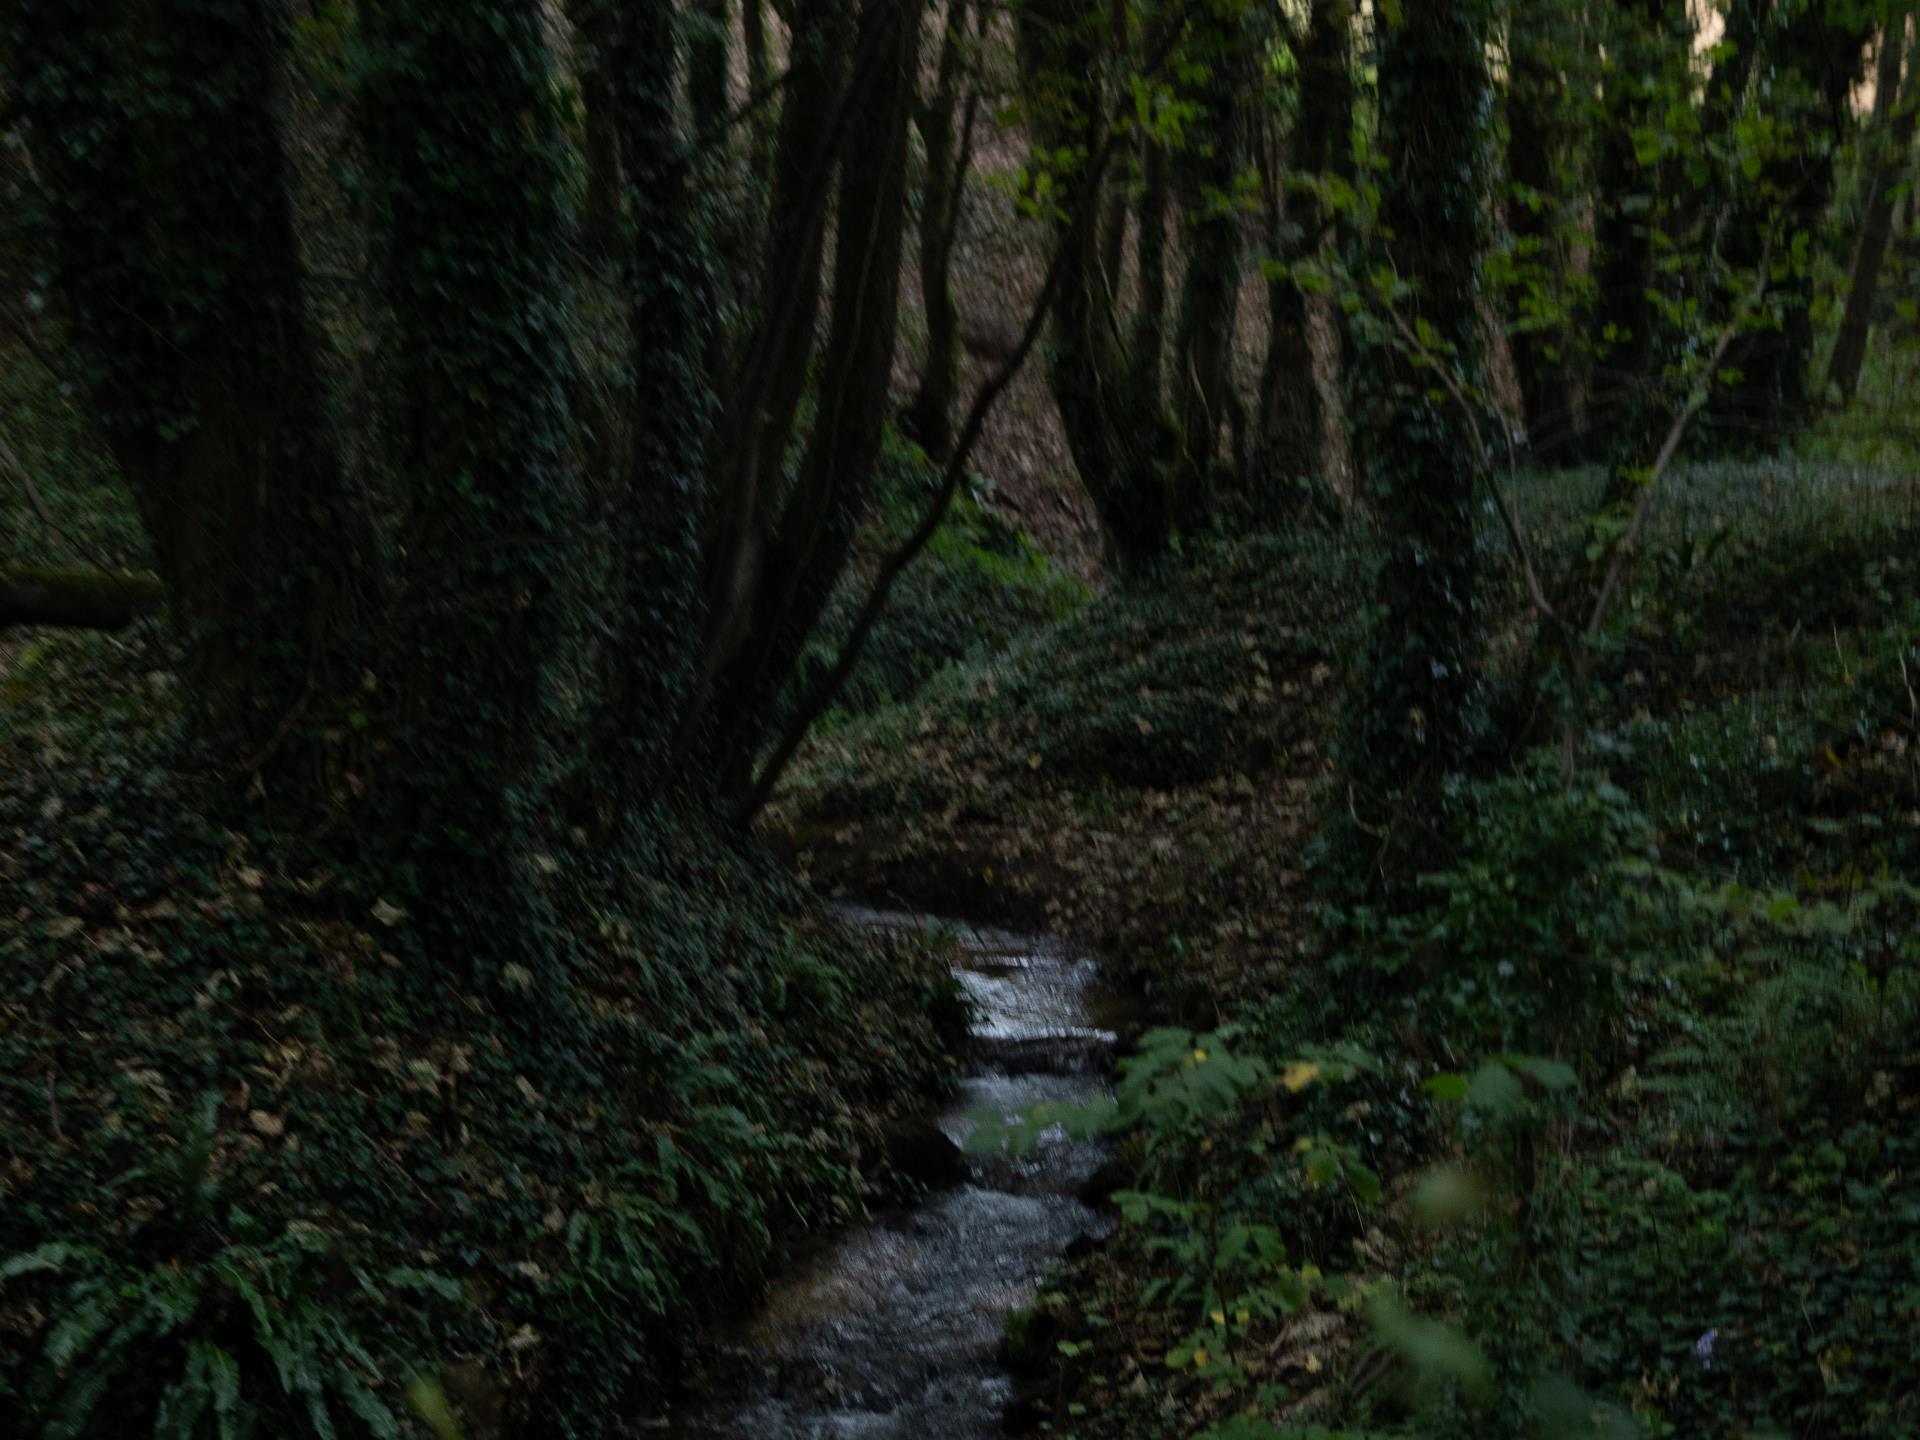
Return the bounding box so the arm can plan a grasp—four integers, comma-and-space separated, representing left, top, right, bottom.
663, 908, 1127, 1437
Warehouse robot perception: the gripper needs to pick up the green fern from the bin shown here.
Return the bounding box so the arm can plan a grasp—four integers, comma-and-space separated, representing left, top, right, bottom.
3, 1227, 425, 1440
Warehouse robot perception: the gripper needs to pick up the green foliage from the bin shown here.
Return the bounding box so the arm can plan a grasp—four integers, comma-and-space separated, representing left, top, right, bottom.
970, 1027, 1361, 1407
0, 1096, 443, 1439
15, 1, 1920, 1437
0, 339, 146, 573
1339, 761, 1661, 1053
1354, 795, 1914, 1440
970, 703, 1909, 1437
0, 671, 960, 1435
789, 433, 1089, 723
791, 532, 1364, 826
780, 407, 1920, 1440
4, 1235, 409, 1440
1573, 1067, 1920, 1437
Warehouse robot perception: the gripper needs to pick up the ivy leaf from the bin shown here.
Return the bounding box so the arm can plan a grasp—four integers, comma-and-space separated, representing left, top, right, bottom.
1501, 1055, 1577, 1091
1346, 1160, 1383, 1206
1410, 1164, 1485, 1228
1368, 1293, 1490, 1397
1, 1242, 89, 1280
1463, 1062, 1524, 1120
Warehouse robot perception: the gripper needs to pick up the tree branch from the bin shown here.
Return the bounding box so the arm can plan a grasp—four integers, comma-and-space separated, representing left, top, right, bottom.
731, 187, 1085, 825
0, 567, 164, 632
1583, 234, 1775, 643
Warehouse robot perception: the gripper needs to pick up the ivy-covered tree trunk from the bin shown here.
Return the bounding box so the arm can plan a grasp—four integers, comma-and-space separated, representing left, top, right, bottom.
1130, 139, 1173, 423
1171, 2, 1248, 527
1017, 0, 1180, 572
1504, 3, 1576, 457
7, 0, 371, 798
688, 0, 732, 137
903, 0, 975, 463
1587, 0, 1686, 468
1256, 114, 1320, 489
1711, 1, 1868, 446
586, 0, 714, 803
1258, 0, 1352, 497
573, 0, 625, 266
1098, 0, 1132, 302
361, 0, 580, 972
1694, 0, 1772, 245
1346, 0, 1490, 806
1682, 0, 1774, 456
744, 0, 774, 180
1018, 2, 1115, 545
1827, 16, 1915, 404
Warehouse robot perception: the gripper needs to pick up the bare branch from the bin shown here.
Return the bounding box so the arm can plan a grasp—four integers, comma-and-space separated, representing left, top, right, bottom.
1583, 234, 1775, 643
731, 211, 1079, 825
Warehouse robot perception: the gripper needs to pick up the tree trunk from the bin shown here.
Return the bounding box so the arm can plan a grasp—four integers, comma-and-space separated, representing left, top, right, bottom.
575, 0, 625, 265
1015, 0, 1187, 571
743, 0, 774, 182
1828, 16, 1916, 404
1695, 0, 1772, 231
0, 568, 165, 632
1104, 134, 1179, 569
1346, 0, 1490, 804
1684, 0, 1775, 450
1097, 0, 1131, 303
1258, 0, 1352, 502
1172, 4, 1247, 528
1588, 0, 1688, 468
362, 0, 580, 977
903, 0, 973, 462
1129, 139, 1172, 414
583, 0, 714, 803
1257, 115, 1319, 490
693, 0, 850, 728
1504, 7, 1575, 458
1018, 0, 1158, 570
9, 0, 370, 795
1711, 1, 1870, 447
708, 0, 926, 802
689, 0, 732, 137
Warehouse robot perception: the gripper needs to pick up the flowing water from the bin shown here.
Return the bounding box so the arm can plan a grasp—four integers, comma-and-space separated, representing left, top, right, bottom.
662, 908, 1123, 1438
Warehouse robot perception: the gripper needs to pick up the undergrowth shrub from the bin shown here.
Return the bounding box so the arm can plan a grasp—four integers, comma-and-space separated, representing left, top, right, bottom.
0, 336, 148, 572
1325, 756, 1664, 1060
1569, 918, 1920, 1437
786, 529, 1367, 824
1387, 824, 1920, 1438
1004, 695, 1920, 1440
0, 1095, 464, 1439
789, 431, 1089, 722
0, 646, 962, 1437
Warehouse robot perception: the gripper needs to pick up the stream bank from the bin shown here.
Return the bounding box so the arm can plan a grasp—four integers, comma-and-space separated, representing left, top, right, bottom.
663, 908, 1128, 1438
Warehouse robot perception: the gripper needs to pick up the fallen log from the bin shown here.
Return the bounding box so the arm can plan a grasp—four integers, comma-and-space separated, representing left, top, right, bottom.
0, 567, 164, 632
